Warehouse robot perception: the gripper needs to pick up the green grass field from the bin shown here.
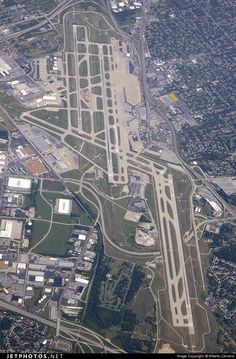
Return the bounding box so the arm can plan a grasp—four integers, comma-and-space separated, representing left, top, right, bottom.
33, 191, 52, 220
42, 179, 65, 192
109, 127, 116, 145
25, 288, 43, 308
89, 44, 99, 54
61, 168, 84, 180
65, 182, 78, 192
110, 185, 126, 198
81, 141, 107, 171
53, 213, 73, 224
42, 191, 70, 202
96, 132, 105, 141
91, 76, 101, 85
104, 56, 110, 72
30, 220, 50, 248
0, 107, 16, 132
100, 198, 137, 247
89, 55, 100, 76
92, 86, 102, 96
70, 110, 78, 128
77, 43, 86, 53
81, 111, 92, 133
112, 152, 119, 174
108, 115, 114, 126
79, 59, 88, 77
69, 77, 76, 92
30, 109, 68, 130
80, 78, 89, 89
77, 26, 85, 41
64, 134, 83, 151
70, 93, 77, 108
96, 97, 103, 110
103, 45, 108, 55
18, 0, 58, 13
81, 99, 89, 109
93, 112, 104, 133
67, 53, 75, 76
106, 87, 112, 98
88, 26, 110, 44
35, 222, 73, 256
145, 182, 157, 220
107, 99, 113, 108
22, 116, 65, 134
0, 93, 26, 119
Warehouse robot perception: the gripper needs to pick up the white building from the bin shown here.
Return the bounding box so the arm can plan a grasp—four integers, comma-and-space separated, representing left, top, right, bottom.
78, 234, 86, 241
56, 198, 72, 215
75, 275, 89, 285
0, 219, 23, 240
42, 94, 58, 105
0, 220, 12, 238
7, 177, 32, 191
206, 199, 223, 215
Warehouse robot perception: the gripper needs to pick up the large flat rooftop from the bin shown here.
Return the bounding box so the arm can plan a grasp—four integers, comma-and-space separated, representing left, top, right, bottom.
7, 177, 32, 190
57, 198, 72, 215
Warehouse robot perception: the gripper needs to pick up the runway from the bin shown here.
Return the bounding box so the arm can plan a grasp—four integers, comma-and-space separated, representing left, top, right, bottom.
154, 166, 194, 334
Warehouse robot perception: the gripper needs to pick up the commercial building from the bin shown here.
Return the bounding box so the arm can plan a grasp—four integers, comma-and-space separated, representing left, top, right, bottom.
0, 220, 12, 238
0, 219, 23, 240
56, 199, 72, 215
17, 262, 27, 272
58, 260, 74, 268
206, 199, 223, 216
15, 146, 28, 160
15, 145, 35, 159
28, 270, 45, 282
7, 177, 32, 192
28, 263, 46, 271
75, 275, 89, 285
14, 82, 31, 96
42, 94, 58, 106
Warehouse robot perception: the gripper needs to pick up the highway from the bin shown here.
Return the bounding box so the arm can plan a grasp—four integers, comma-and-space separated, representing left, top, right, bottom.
0, 299, 124, 353
0, 0, 112, 45
68, 181, 159, 257
1, 0, 78, 43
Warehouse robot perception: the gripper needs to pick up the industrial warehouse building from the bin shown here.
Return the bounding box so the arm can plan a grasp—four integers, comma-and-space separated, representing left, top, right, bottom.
56, 198, 72, 215
7, 177, 32, 192
0, 219, 23, 240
